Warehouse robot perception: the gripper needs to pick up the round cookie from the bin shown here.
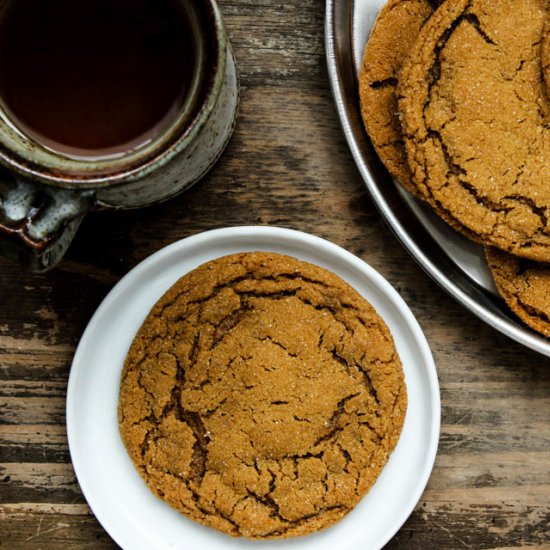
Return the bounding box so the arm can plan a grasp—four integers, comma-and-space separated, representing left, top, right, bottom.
118, 252, 407, 539
359, 0, 439, 195
486, 247, 550, 337
398, 0, 550, 262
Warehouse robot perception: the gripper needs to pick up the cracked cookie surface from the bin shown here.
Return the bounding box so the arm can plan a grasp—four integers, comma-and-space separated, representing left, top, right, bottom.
118, 252, 407, 539
486, 247, 550, 337
359, 0, 439, 195
543, 19, 550, 96
398, 0, 550, 261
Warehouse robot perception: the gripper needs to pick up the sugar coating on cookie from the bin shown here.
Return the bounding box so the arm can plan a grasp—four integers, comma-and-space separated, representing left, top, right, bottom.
543, 20, 550, 97
359, 0, 438, 195
486, 247, 550, 337
118, 252, 407, 539
398, 0, 550, 261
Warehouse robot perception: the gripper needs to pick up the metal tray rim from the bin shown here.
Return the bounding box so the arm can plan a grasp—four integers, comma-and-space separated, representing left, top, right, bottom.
325, 0, 550, 358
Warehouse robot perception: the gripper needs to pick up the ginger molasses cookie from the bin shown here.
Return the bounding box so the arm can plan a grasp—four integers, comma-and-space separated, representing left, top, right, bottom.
398, 0, 550, 262
359, 0, 439, 195
486, 247, 550, 337
543, 19, 550, 96
118, 252, 407, 539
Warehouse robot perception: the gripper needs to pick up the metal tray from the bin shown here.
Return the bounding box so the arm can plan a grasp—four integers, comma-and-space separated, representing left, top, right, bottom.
325, 0, 550, 357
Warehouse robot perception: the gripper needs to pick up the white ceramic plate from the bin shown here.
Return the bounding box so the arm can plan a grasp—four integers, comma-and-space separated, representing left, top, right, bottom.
67, 226, 440, 550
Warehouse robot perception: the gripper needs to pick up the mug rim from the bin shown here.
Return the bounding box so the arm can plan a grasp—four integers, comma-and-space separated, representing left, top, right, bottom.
0, 0, 227, 190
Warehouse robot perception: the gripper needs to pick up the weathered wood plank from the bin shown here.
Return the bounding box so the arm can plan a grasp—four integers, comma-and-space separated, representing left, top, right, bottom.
389, 482, 550, 549
0, 505, 117, 549
428, 452, 550, 489
0, 425, 69, 463
0, 463, 83, 504
1, 397, 66, 426
0, 380, 68, 398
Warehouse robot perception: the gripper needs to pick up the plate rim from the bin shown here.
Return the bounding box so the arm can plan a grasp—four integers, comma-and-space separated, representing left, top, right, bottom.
324, 0, 550, 357
67, 226, 440, 550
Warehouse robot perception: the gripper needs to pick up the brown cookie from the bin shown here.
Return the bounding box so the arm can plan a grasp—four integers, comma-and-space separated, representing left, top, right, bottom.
398, 0, 550, 261
359, 0, 438, 195
486, 247, 550, 337
543, 19, 550, 96
118, 252, 407, 539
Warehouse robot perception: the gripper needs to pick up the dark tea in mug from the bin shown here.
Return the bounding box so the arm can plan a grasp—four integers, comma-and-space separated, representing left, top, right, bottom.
0, 0, 201, 158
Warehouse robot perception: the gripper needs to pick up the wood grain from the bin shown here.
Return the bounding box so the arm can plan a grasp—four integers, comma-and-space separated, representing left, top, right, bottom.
1, 0, 549, 548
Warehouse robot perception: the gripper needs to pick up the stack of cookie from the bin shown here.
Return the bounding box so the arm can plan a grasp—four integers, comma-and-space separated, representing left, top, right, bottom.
359, 0, 550, 337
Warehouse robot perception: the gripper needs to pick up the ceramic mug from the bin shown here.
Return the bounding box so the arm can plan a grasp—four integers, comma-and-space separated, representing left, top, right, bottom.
0, 0, 238, 272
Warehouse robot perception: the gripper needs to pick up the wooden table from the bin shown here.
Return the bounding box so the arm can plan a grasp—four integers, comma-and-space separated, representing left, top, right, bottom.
1, 1, 549, 548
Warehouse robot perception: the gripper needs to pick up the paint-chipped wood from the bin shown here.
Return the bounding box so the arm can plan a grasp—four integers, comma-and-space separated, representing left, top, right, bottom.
0, 0, 549, 548
1, 505, 117, 549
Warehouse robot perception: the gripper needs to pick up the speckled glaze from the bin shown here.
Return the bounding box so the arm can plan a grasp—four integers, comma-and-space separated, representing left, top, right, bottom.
0, 0, 238, 271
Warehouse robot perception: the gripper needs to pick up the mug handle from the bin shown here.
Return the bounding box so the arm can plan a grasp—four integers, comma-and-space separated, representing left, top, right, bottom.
0, 170, 95, 272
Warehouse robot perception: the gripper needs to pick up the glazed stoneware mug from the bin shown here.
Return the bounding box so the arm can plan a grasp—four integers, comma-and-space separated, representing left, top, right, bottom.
0, 0, 238, 271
